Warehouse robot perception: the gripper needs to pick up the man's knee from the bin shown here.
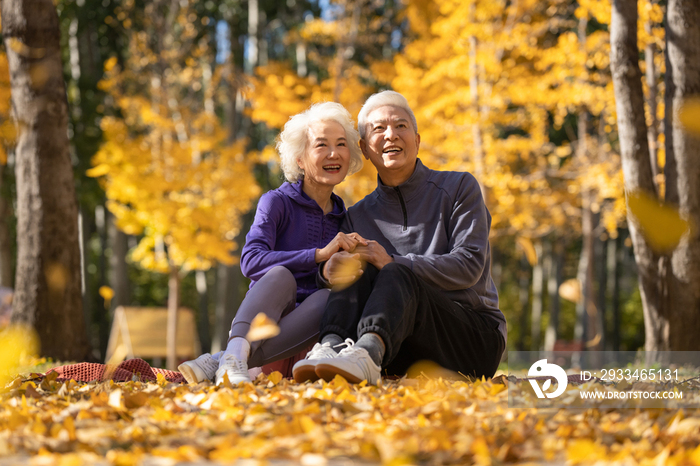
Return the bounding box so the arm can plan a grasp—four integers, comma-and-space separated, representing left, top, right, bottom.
376, 261, 414, 283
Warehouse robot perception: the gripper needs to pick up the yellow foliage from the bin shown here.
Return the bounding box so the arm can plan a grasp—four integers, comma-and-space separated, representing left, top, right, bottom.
92, 0, 260, 274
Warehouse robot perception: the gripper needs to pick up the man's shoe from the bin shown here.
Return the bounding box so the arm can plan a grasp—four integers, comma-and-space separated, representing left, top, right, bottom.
178, 353, 219, 384
293, 342, 342, 383
215, 354, 252, 386
314, 340, 381, 385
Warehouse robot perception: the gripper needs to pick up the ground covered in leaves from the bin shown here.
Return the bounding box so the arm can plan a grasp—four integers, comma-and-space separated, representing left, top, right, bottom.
1, 370, 700, 466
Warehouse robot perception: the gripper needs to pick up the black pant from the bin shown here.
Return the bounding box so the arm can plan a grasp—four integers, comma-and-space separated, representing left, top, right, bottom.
320, 262, 505, 379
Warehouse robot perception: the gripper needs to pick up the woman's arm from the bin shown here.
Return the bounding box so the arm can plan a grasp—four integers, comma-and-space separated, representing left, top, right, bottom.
240, 192, 318, 281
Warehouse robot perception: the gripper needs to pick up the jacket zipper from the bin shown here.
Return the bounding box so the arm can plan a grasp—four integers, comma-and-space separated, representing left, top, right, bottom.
394, 187, 408, 231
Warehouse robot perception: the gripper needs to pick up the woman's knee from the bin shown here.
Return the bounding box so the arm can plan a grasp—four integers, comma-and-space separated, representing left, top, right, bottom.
261, 266, 296, 287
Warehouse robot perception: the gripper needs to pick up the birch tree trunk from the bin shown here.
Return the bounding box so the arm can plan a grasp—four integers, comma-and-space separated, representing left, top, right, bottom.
2, 0, 90, 360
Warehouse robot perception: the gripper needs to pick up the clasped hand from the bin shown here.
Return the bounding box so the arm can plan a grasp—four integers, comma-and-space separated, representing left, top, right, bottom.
323, 238, 393, 287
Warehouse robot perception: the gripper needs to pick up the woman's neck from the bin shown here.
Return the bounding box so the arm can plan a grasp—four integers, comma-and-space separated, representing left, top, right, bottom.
301, 178, 334, 215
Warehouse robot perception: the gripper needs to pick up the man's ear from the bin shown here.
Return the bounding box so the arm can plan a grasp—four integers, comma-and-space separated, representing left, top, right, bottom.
415, 133, 421, 152
360, 139, 370, 160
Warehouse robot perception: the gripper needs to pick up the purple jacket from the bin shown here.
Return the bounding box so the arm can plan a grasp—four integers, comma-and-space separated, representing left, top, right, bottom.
240, 181, 346, 303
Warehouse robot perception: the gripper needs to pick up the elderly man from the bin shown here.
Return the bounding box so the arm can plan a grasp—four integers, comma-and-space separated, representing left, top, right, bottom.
293, 91, 507, 384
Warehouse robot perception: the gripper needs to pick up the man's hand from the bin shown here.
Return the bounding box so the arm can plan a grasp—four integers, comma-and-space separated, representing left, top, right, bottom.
323, 251, 364, 287
353, 240, 394, 270
315, 232, 368, 263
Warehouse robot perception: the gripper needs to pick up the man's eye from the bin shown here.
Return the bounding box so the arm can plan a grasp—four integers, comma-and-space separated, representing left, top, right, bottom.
373, 126, 385, 132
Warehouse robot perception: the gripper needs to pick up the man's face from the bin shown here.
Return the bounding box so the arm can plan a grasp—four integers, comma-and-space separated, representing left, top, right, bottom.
360, 105, 420, 183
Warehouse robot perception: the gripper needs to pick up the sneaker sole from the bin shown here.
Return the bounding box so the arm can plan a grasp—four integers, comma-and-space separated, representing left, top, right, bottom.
178, 364, 201, 384
293, 364, 321, 383
315, 363, 369, 384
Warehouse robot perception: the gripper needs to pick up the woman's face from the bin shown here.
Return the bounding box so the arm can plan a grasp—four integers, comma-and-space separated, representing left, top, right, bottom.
298, 120, 351, 188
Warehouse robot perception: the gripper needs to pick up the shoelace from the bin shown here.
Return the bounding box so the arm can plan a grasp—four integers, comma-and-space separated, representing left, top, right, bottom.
201, 355, 219, 373
220, 355, 247, 373
333, 338, 355, 350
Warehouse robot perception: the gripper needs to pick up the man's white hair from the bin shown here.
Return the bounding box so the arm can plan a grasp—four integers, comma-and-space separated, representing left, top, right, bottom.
357, 90, 418, 139
277, 102, 363, 183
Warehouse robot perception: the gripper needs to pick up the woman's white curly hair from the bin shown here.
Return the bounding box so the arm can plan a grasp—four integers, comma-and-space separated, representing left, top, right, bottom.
277, 102, 363, 183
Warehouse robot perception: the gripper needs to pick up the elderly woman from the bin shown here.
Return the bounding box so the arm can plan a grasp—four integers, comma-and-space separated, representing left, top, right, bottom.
179, 102, 365, 385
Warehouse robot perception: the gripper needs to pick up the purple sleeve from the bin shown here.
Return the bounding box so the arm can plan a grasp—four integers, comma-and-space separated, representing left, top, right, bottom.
240, 192, 317, 282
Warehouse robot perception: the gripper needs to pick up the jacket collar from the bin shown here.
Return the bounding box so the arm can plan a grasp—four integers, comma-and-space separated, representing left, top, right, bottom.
375, 158, 429, 203
279, 180, 346, 217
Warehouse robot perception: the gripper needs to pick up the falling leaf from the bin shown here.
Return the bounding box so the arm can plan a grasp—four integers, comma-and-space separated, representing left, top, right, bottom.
516, 237, 538, 266
246, 312, 280, 342
45, 262, 68, 294
99, 286, 115, 309
559, 278, 581, 303
679, 98, 700, 135
7, 38, 46, 58
627, 191, 690, 252
406, 360, 460, 380
29, 62, 50, 89
0, 325, 39, 388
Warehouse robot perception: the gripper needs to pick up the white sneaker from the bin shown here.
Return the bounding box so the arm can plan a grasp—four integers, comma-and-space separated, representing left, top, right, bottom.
215, 354, 252, 386
178, 353, 219, 384
314, 340, 382, 385
293, 341, 346, 383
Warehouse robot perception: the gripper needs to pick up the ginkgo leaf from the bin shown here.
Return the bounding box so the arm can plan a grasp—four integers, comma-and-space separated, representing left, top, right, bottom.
627, 191, 690, 252
679, 98, 700, 135
246, 312, 281, 342
559, 279, 582, 303
516, 237, 538, 266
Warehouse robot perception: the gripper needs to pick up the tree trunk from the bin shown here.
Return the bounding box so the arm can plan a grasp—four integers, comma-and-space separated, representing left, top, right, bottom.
517, 256, 530, 351
0, 163, 14, 287
611, 0, 668, 351
108, 213, 130, 309
645, 21, 660, 182
166, 264, 180, 370
3, 0, 90, 360
544, 238, 563, 352
607, 233, 621, 351
530, 241, 543, 350
195, 269, 211, 354
662, 0, 700, 350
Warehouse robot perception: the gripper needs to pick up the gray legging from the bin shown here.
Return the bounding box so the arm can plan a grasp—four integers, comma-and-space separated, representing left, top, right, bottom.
228, 265, 329, 367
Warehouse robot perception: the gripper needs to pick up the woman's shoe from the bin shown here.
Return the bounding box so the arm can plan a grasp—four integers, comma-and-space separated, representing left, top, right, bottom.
178, 353, 219, 384
215, 354, 252, 386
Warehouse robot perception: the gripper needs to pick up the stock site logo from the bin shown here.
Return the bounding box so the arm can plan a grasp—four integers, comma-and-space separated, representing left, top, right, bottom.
528, 359, 568, 399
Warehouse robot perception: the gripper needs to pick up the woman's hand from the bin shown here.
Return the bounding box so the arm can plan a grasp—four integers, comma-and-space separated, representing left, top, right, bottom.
315, 232, 368, 263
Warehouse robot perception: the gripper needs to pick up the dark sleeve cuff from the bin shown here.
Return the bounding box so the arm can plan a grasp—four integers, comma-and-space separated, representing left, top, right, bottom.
316, 261, 332, 289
